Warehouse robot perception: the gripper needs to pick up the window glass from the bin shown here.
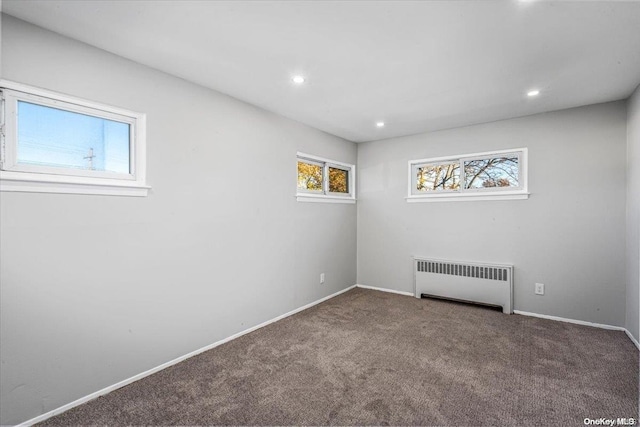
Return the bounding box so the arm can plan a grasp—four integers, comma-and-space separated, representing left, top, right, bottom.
329, 167, 349, 193
17, 101, 130, 174
464, 157, 519, 189
416, 162, 460, 192
297, 160, 323, 191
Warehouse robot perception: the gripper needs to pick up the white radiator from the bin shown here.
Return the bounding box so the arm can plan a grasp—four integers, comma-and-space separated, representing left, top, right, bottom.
414, 257, 513, 314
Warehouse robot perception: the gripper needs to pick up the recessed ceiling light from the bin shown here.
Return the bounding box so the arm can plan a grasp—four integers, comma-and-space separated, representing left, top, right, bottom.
292, 75, 305, 84
376, 122, 385, 128
527, 89, 540, 97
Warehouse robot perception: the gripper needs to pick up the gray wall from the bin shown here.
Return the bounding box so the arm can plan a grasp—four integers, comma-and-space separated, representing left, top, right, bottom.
0, 15, 357, 425
357, 102, 628, 327
1, 11, 637, 427
627, 84, 640, 342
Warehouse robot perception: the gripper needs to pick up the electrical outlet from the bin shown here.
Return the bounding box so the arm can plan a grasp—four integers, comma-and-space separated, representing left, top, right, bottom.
535, 283, 545, 295
320, 273, 325, 284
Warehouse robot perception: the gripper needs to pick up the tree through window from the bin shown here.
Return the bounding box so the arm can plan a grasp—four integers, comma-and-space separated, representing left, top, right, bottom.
416, 162, 460, 191
464, 157, 519, 189
296, 153, 355, 203
409, 149, 527, 201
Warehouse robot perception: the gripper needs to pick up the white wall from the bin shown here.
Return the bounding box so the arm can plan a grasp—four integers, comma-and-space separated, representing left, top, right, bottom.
627, 84, 640, 342
357, 102, 628, 327
0, 15, 357, 425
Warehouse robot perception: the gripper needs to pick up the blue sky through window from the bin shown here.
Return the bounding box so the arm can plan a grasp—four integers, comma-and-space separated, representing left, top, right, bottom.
17, 101, 130, 174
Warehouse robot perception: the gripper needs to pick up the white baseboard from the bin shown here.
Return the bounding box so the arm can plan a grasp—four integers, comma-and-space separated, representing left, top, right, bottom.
514, 310, 639, 350
17, 284, 357, 427
625, 329, 640, 351
513, 310, 625, 330
356, 284, 414, 297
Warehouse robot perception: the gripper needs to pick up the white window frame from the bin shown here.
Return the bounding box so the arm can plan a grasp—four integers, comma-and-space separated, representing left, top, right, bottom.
296, 152, 356, 204
407, 148, 528, 203
0, 80, 149, 196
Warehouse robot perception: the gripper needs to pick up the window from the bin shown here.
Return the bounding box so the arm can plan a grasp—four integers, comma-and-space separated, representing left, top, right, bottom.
408, 148, 528, 202
0, 80, 148, 196
297, 152, 355, 203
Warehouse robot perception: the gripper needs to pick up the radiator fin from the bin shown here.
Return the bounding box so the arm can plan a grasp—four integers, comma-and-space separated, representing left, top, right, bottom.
416, 260, 507, 282
414, 257, 514, 314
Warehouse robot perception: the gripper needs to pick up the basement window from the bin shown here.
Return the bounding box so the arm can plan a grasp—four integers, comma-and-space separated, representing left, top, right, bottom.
0, 80, 149, 196
296, 152, 355, 203
407, 148, 528, 202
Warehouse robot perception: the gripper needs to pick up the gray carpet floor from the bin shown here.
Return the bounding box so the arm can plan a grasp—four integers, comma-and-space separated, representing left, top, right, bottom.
41, 288, 638, 426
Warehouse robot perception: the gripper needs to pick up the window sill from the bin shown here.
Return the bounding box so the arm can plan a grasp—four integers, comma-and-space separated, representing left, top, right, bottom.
296, 194, 356, 204
0, 171, 150, 197
406, 192, 529, 203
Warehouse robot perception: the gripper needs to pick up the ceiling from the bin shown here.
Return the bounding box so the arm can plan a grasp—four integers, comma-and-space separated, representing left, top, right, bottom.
3, 1, 640, 143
